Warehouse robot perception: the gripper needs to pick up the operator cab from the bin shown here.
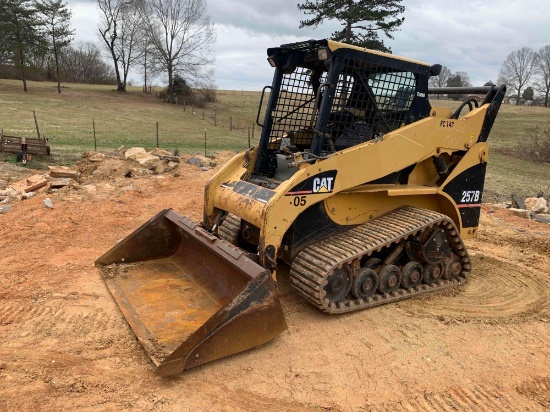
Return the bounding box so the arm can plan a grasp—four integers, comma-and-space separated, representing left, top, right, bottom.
254, 39, 434, 179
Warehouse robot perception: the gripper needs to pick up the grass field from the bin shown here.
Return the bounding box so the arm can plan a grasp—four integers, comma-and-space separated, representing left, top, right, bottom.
0, 79, 263, 155
1, 79, 548, 200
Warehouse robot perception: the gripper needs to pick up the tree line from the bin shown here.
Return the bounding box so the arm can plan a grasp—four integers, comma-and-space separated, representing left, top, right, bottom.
96, 0, 214, 101
427, 45, 550, 107
0, 0, 76, 92
498, 46, 550, 107
0, 0, 215, 101
0, 0, 405, 98
3, 0, 547, 108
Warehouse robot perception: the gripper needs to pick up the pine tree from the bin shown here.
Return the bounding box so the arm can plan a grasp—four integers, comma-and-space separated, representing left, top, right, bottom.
0, 0, 41, 91
297, 0, 405, 52
35, 0, 74, 94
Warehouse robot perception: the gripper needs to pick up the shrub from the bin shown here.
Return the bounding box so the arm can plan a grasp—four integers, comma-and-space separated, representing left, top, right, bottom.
157, 76, 217, 107
515, 125, 550, 163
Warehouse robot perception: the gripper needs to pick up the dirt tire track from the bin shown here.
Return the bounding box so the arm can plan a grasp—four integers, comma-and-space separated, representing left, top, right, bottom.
517, 376, 550, 409
400, 255, 550, 324
0, 299, 127, 340
374, 384, 547, 411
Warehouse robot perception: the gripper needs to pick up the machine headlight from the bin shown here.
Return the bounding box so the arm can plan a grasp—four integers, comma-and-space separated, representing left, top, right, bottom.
317, 47, 329, 61
267, 56, 277, 67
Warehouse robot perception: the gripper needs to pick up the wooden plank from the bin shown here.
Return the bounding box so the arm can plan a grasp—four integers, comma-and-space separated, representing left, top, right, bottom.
9, 175, 48, 193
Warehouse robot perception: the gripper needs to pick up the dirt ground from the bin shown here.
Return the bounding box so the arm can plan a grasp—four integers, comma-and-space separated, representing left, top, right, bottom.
0, 158, 549, 411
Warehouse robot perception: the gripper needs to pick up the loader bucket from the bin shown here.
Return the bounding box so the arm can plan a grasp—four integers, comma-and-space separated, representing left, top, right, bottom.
95, 209, 287, 376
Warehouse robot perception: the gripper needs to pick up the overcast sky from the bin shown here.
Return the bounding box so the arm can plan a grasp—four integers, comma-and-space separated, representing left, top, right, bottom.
69, 0, 550, 90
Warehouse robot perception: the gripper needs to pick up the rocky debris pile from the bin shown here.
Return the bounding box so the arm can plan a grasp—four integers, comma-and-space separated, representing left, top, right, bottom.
186, 155, 217, 171
0, 166, 81, 211
499, 194, 550, 224
77, 146, 222, 181
0, 147, 228, 214
78, 147, 183, 181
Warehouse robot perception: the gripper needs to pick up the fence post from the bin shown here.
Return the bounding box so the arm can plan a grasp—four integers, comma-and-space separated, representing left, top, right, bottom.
33, 110, 41, 139
156, 122, 159, 148
230, 116, 233, 131
93, 118, 97, 151
214, 111, 217, 126
248, 127, 250, 148
252, 123, 255, 140
204, 128, 207, 157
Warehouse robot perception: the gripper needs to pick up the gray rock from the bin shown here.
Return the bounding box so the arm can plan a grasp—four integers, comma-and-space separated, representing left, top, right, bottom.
200, 166, 210, 171
43, 198, 54, 209
511, 194, 525, 210
159, 155, 180, 162
0, 205, 12, 214
188, 157, 202, 167
532, 214, 550, 224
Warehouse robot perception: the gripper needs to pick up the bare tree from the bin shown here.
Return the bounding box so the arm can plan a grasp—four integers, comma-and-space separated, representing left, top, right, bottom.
141, 0, 215, 102
534, 45, 550, 107
498, 47, 536, 105
36, 0, 74, 93
97, 0, 125, 90
428, 65, 451, 100
97, 0, 147, 91
429, 65, 451, 88
59, 41, 116, 84
138, 38, 162, 92
116, 2, 146, 90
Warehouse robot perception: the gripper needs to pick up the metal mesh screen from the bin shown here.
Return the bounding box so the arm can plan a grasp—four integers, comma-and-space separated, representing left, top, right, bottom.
321, 60, 417, 153
268, 67, 327, 149
266, 61, 416, 154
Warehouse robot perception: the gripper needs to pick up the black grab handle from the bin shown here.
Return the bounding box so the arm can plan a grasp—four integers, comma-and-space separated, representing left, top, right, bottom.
256, 86, 272, 128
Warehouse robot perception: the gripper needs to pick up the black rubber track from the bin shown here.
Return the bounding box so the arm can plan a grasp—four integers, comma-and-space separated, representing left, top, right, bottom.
290, 206, 471, 314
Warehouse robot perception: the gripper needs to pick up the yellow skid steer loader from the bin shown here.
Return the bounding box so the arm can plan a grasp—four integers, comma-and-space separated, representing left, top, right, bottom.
97, 39, 505, 376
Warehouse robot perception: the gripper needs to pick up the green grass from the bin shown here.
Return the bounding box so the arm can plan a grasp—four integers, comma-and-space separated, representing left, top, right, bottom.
1, 80, 549, 200
0, 79, 263, 161
486, 153, 550, 202
430, 99, 550, 200
431, 99, 550, 150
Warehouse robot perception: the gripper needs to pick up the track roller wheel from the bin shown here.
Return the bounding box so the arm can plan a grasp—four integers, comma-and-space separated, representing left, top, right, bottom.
324, 264, 352, 303
377, 264, 401, 294
351, 268, 378, 299
443, 254, 462, 280
400, 261, 423, 289
364, 258, 382, 270
423, 263, 443, 284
